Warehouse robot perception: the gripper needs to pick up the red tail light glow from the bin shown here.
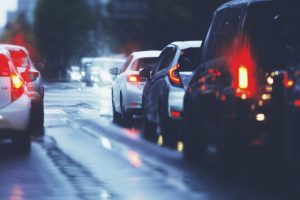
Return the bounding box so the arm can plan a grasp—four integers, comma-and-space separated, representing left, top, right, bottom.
229, 38, 257, 99
11, 74, 24, 101
238, 65, 248, 89
294, 100, 300, 108
283, 73, 294, 88
168, 64, 182, 86
11, 75, 23, 89
127, 75, 141, 83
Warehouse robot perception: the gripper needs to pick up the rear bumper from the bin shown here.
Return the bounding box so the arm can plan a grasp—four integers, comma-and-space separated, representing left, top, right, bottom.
168, 86, 185, 120
0, 94, 31, 132
124, 82, 143, 114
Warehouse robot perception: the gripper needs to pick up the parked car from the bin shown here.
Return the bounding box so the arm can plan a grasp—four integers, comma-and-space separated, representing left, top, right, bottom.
183, 0, 300, 168
140, 41, 201, 147
1, 44, 44, 130
111, 51, 161, 124
0, 46, 31, 152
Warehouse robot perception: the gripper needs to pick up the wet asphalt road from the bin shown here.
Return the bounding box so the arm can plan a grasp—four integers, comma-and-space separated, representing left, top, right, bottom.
0, 82, 295, 200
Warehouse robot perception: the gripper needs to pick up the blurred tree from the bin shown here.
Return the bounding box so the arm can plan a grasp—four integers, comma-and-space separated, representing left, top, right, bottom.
34, 0, 95, 78
1, 13, 39, 62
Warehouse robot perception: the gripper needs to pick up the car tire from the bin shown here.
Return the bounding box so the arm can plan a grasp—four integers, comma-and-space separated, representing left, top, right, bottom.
142, 116, 158, 143
13, 131, 31, 154
120, 96, 132, 125
30, 102, 44, 133
159, 101, 177, 149
183, 111, 206, 163
112, 94, 121, 124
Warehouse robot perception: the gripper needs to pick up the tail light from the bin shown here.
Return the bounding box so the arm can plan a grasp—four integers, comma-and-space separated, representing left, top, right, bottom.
11, 74, 24, 101
238, 65, 248, 89
283, 72, 294, 88
127, 74, 141, 83
168, 64, 182, 87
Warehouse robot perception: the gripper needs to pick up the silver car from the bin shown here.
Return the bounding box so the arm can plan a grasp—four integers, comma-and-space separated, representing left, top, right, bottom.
1, 44, 44, 130
0, 46, 31, 152
111, 51, 161, 124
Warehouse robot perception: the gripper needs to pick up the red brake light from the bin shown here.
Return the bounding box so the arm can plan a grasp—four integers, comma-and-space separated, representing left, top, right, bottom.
294, 100, 300, 108
11, 74, 24, 101
229, 39, 257, 99
11, 75, 23, 89
127, 75, 141, 83
0, 55, 10, 76
283, 73, 294, 88
238, 65, 248, 89
168, 64, 182, 86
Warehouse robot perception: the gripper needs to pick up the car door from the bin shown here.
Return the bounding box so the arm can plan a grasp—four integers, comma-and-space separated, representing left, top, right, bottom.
144, 46, 176, 123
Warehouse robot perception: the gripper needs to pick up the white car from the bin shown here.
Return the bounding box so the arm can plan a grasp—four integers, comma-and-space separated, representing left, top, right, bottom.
111, 51, 161, 124
0, 47, 31, 152
1, 44, 44, 130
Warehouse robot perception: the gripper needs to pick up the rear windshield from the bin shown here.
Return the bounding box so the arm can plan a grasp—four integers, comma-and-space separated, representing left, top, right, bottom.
9, 49, 29, 68
245, 2, 300, 72
131, 57, 158, 71
178, 48, 199, 71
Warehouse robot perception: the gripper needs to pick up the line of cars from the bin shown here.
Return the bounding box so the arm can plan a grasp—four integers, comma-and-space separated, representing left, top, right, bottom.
111, 0, 300, 172
0, 44, 44, 153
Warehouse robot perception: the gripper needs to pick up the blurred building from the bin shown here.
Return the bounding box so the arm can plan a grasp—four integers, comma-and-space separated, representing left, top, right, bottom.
6, 0, 37, 25
18, 0, 37, 24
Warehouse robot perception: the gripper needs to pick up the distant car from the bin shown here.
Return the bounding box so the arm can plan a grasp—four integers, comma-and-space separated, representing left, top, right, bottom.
1, 44, 44, 130
67, 65, 81, 81
183, 0, 300, 168
111, 51, 161, 124
140, 41, 201, 147
80, 57, 93, 84
83, 57, 126, 86
0, 46, 31, 152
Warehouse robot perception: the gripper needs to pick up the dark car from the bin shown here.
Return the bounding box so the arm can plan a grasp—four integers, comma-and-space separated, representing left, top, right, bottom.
140, 41, 202, 148
183, 0, 300, 168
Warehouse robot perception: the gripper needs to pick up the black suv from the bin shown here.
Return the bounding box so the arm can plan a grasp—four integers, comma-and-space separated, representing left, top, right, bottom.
183, 0, 300, 168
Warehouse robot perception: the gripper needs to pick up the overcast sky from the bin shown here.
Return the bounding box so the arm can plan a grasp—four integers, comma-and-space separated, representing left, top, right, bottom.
0, 0, 17, 27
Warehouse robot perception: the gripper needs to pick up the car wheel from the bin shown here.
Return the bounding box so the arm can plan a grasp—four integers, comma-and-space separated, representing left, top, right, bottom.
120, 96, 132, 125
29, 102, 44, 134
159, 102, 177, 149
142, 115, 158, 143
112, 97, 121, 124
183, 110, 206, 163
13, 132, 31, 154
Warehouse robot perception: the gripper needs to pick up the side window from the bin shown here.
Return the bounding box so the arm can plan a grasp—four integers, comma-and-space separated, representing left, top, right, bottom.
152, 47, 175, 75
203, 9, 242, 61
120, 56, 133, 73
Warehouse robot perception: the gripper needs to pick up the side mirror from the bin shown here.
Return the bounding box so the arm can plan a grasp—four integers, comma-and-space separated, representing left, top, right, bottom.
21, 70, 39, 82
139, 68, 150, 79
109, 68, 119, 75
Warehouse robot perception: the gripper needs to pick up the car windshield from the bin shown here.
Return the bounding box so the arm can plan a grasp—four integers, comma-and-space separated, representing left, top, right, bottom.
131, 57, 158, 71
9, 49, 29, 68
246, 3, 300, 72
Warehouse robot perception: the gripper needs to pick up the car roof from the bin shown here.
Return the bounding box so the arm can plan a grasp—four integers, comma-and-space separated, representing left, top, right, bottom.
131, 50, 161, 60
0, 44, 29, 55
169, 41, 202, 50
217, 0, 273, 11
